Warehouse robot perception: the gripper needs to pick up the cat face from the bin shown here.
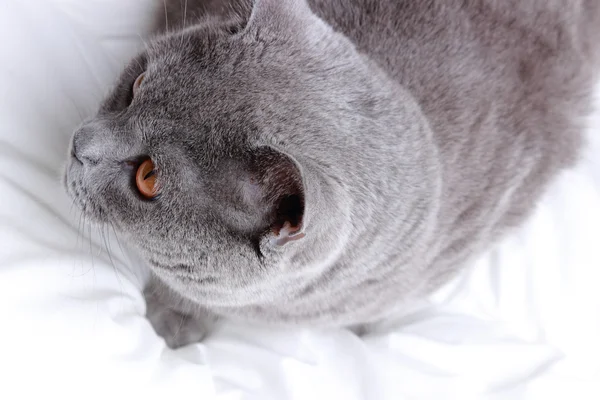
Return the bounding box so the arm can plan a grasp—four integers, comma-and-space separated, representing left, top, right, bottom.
64, 0, 357, 306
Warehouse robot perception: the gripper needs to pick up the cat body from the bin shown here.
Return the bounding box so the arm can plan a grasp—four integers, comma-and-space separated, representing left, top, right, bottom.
65, 0, 600, 346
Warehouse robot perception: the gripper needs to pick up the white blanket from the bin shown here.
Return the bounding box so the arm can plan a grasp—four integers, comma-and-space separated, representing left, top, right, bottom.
1, 1, 599, 399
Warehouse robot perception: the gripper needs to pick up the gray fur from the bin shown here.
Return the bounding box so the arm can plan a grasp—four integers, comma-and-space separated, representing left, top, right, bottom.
64, 0, 600, 347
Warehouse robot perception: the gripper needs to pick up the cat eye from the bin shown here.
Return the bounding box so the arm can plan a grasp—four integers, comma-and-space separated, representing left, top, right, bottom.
132, 72, 145, 97
135, 158, 159, 199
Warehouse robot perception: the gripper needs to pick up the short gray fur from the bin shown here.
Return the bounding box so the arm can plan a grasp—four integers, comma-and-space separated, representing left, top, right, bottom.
64, 0, 600, 348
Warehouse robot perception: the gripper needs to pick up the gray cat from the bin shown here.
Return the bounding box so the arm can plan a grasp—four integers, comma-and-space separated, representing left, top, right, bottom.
64, 0, 600, 348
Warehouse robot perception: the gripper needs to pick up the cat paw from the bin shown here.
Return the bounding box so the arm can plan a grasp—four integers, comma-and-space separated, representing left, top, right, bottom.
146, 306, 208, 349
144, 286, 211, 349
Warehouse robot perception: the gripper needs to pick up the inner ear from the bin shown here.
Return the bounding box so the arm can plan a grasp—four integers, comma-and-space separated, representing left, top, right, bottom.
276, 194, 303, 230
272, 193, 305, 246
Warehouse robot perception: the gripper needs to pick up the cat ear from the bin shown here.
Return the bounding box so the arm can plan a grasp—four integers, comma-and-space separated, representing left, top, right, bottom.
241, 0, 324, 41
243, 147, 306, 247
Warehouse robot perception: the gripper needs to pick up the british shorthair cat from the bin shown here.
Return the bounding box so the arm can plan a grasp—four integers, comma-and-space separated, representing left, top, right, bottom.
64, 0, 600, 348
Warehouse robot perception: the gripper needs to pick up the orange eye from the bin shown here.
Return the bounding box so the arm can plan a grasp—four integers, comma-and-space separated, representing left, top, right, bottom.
133, 72, 145, 96
135, 158, 159, 199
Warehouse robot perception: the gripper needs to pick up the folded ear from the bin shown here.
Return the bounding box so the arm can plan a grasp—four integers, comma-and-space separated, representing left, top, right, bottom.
243, 147, 306, 247
241, 0, 328, 43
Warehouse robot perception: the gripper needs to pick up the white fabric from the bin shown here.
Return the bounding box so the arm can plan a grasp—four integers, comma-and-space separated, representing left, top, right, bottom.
1, 1, 599, 399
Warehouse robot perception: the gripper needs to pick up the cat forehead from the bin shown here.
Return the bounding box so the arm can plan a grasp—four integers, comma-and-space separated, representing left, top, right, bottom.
123, 46, 290, 126
146, 21, 308, 76
148, 22, 256, 63
139, 38, 258, 98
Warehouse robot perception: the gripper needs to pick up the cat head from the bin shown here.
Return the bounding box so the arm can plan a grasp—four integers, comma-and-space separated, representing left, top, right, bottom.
64, 0, 365, 306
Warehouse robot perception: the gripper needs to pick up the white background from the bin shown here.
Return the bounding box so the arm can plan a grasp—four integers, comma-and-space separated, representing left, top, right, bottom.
1, 1, 599, 399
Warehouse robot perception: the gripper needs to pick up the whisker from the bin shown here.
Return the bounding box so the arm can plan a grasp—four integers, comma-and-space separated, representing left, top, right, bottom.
96, 224, 104, 258
72, 208, 83, 277
87, 217, 97, 286
77, 211, 82, 250
102, 223, 125, 299
132, 55, 144, 73
69, 196, 77, 216
184, 0, 188, 29
180, 0, 189, 50
135, 33, 151, 53
108, 221, 143, 288
174, 294, 193, 342
109, 221, 128, 262
163, 0, 170, 33
88, 216, 100, 327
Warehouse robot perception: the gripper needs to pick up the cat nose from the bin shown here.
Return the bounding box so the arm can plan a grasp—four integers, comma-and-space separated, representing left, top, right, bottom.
71, 125, 101, 165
